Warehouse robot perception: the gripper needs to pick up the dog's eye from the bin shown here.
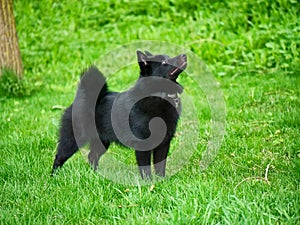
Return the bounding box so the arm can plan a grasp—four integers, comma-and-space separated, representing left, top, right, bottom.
162, 60, 168, 65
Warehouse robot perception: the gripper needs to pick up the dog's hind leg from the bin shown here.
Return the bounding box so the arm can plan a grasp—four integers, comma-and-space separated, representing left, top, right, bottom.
135, 150, 152, 179
51, 137, 79, 175
153, 142, 170, 177
88, 139, 109, 171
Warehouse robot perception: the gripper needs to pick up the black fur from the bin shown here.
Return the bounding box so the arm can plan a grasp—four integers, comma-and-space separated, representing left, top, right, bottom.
51, 50, 187, 179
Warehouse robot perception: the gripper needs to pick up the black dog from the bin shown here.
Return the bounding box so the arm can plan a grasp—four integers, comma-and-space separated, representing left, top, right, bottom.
51, 50, 187, 178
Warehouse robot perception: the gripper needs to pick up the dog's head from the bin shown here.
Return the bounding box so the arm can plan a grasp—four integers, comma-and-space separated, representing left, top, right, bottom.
137, 50, 187, 81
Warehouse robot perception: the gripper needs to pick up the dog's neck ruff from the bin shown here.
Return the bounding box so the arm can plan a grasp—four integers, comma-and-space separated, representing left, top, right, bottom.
154, 92, 180, 108
167, 92, 180, 108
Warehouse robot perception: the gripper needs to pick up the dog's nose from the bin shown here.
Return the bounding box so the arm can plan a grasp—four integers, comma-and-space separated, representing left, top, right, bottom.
180, 54, 187, 60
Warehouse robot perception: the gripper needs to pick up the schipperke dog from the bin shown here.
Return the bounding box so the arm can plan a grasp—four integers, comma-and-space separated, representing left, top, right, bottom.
51, 50, 187, 179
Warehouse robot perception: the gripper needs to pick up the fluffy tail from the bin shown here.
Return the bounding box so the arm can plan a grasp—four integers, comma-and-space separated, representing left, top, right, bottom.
77, 65, 108, 105
72, 66, 108, 141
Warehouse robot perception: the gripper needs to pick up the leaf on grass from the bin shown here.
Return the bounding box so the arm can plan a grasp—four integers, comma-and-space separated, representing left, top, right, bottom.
51, 105, 65, 110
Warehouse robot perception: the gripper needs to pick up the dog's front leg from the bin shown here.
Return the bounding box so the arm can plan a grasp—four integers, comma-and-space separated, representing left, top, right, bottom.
153, 141, 170, 177
135, 150, 151, 179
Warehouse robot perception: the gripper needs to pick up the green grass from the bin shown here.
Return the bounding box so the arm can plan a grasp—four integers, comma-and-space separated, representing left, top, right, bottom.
1, 0, 299, 224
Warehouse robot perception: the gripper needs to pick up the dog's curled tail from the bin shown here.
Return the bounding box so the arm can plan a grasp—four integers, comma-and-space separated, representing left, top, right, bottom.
71, 66, 108, 141
76, 65, 108, 106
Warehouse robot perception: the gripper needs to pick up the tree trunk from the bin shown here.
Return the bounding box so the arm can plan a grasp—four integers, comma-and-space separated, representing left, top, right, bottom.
0, 0, 23, 77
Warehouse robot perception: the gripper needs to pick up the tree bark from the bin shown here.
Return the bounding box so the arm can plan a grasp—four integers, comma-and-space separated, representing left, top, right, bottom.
0, 0, 23, 77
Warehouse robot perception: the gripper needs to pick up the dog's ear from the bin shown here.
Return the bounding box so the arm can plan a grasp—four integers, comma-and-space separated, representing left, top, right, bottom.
137, 50, 150, 75
137, 50, 148, 66
144, 50, 153, 56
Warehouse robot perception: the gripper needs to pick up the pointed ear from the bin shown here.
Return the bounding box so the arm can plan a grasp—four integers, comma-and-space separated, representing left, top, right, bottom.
136, 50, 148, 65
137, 50, 149, 75
144, 50, 153, 56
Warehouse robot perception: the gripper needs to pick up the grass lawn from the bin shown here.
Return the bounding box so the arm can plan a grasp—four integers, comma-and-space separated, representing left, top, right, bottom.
1, 0, 299, 224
